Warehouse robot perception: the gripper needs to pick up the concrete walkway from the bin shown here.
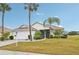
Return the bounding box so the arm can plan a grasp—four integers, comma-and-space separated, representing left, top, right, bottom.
0, 50, 44, 55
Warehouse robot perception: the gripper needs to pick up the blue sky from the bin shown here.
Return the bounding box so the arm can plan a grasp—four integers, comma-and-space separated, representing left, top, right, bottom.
0, 3, 79, 31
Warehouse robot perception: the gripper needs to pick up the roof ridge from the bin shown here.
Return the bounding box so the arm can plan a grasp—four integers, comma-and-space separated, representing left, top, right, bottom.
32, 22, 43, 26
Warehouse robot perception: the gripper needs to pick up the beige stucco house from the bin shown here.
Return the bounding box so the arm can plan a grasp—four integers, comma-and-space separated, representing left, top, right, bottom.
12, 22, 64, 40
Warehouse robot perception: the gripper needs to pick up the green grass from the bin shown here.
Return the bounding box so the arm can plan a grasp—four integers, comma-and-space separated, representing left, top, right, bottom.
0, 35, 79, 55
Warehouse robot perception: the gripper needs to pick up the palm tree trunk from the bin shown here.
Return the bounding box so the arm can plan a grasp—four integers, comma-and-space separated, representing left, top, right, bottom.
49, 24, 51, 38
28, 6, 32, 41
1, 10, 5, 38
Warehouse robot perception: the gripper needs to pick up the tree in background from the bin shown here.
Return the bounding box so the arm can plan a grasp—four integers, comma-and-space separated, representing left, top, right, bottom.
68, 31, 79, 35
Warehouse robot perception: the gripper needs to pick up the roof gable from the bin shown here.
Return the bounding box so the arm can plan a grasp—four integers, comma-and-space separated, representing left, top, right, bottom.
13, 24, 37, 32
32, 22, 49, 30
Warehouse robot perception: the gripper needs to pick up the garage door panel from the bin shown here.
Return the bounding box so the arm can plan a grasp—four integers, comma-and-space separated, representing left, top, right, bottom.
16, 32, 29, 39
12, 31, 35, 40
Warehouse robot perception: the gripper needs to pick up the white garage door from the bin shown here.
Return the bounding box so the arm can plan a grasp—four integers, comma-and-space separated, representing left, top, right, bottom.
12, 31, 35, 40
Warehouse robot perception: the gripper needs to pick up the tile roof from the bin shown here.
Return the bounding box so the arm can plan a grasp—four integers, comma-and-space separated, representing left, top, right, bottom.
13, 25, 37, 32
13, 22, 64, 32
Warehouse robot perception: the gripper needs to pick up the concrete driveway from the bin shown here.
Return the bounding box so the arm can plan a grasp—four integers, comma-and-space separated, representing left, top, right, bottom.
0, 40, 16, 47
0, 39, 29, 47
0, 40, 17, 47
0, 39, 45, 47
0, 40, 46, 55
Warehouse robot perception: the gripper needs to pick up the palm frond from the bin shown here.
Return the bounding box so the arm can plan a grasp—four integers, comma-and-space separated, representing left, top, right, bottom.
24, 3, 39, 12
0, 3, 11, 12
52, 17, 61, 25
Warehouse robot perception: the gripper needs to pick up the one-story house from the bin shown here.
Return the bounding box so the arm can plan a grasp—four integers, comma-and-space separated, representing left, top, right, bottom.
0, 26, 12, 36
12, 22, 64, 40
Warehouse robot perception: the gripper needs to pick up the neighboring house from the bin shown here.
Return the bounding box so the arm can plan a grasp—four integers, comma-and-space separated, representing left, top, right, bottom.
12, 22, 64, 40
0, 26, 12, 36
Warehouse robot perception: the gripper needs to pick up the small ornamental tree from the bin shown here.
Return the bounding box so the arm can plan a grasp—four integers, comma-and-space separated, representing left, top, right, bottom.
0, 32, 10, 41
3, 32, 10, 39
34, 31, 42, 40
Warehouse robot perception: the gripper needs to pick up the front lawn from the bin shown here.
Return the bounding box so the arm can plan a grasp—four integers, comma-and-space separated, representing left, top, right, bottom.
0, 35, 79, 55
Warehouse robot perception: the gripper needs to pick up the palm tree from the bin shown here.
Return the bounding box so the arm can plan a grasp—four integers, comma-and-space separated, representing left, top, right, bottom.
52, 17, 60, 25
0, 3, 11, 38
24, 3, 39, 41
43, 17, 61, 37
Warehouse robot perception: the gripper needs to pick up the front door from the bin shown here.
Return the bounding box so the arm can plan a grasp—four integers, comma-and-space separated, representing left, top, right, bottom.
40, 30, 50, 38
46, 30, 50, 38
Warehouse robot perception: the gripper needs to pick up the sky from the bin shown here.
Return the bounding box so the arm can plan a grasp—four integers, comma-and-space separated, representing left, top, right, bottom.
0, 3, 79, 31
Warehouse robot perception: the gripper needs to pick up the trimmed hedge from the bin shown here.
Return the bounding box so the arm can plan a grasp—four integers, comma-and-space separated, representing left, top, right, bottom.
48, 34, 68, 39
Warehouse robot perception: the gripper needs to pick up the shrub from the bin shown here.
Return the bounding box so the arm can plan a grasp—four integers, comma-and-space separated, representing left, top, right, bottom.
9, 36, 14, 40
53, 35, 60, 38
53, 34, 68, 38
49, 35, 53, 38
3, 32, 10, 40
34, 31, 42, 40
53, 30, 68, 38
61, 34, 68, 38
0, 36, 5, 41
0, 32, 10, 41
53, 30, 63, 38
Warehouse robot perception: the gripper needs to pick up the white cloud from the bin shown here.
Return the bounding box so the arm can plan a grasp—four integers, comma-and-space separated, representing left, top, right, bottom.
36, 12, 44, 16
